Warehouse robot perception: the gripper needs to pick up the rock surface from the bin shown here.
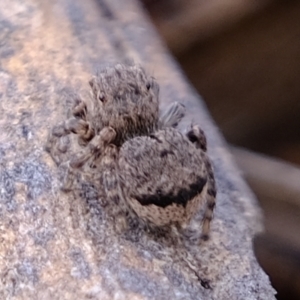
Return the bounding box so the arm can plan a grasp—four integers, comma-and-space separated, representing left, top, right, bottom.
0, 0, 276, 299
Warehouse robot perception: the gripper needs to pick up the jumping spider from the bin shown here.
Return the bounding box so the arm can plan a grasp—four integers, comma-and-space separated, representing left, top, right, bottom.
113, 125, 216, 241
46, 64, 216, 240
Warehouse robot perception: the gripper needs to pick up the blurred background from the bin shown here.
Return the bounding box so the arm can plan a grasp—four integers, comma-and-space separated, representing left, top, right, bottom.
140, 0, 300, 299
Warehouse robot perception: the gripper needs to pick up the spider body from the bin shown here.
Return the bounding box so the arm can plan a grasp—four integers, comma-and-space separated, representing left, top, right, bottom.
46, 64, 216, 240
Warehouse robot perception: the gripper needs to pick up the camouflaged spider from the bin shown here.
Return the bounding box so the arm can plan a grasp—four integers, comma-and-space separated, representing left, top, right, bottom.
105, 125, 216, 240
46, 64, 216, 240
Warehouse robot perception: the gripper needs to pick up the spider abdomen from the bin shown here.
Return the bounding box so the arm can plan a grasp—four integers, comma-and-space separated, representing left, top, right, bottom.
118, 128, 211, 227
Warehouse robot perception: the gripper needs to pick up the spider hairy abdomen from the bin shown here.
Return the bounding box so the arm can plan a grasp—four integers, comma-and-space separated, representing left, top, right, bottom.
118, 127, 216, 236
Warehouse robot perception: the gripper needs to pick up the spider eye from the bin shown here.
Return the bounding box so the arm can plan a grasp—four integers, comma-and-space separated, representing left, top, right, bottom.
146, 83, 151, 90
97, 92, 105, 102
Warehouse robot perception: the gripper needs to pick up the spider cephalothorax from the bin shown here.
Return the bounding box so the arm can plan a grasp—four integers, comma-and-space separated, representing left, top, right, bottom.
88, 64, 160, 146
46, 64, 185, 165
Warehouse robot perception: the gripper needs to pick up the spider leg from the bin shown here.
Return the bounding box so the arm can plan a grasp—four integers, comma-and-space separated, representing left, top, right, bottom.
186, 124, 207, 152
101, 144, 129, 232
72, 98, 96, 146
159, 102, 186, 129
61, 127, 116, 191
72, 97, 87, 120
186, 124, 216, 241
45, 134, 69, 165
101, 144, 119, 204
46, 95, 95, 165
200, 157, 216, 241
45, 117, 94, 165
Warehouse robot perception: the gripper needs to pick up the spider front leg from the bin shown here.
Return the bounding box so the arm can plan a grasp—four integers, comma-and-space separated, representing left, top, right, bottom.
186, 124, 216, 241
159, 102, 186, 129
45, 117, 93, 164
72, 97, 87, 120
61, 127, 116, 191
45, 97, 94, 165
72, 98, 97, 147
